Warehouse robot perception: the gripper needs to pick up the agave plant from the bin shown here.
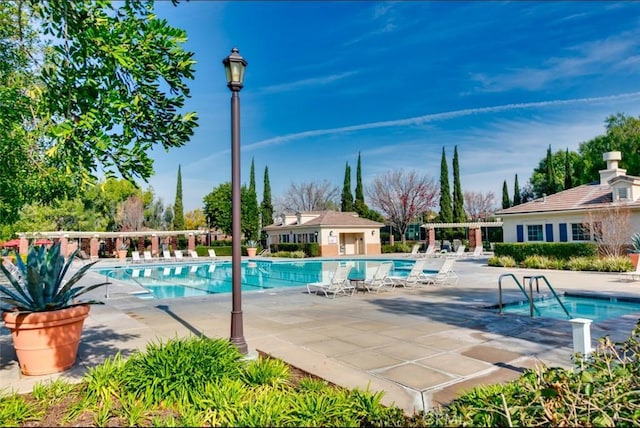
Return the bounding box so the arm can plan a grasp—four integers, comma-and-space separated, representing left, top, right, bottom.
630, 232, 640, 254
0, 242, 108, 312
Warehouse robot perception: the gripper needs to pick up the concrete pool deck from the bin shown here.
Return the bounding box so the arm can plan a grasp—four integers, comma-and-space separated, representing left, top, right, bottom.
2, 255, 640, 414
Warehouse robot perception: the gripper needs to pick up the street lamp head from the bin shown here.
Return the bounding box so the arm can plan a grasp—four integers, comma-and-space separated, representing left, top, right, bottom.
222, 47, 247, 91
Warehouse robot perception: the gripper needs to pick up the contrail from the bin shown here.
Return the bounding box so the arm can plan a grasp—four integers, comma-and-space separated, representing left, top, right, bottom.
245, 91, 640, 150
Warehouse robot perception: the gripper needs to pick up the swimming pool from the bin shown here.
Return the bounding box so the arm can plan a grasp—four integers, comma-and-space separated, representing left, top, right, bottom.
497, 293, 640, 322
95, 259, 432, 299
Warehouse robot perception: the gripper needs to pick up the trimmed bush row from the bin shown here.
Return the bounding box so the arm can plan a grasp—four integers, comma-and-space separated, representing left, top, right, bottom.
493, 242, 599, 263
488, 255, 633, 272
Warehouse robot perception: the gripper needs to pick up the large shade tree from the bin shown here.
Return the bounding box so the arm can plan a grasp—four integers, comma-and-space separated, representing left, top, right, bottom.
0, 0, 198, 224
203, 182, 259, 239
276, 180, 340, 212
366, 170, 439, 244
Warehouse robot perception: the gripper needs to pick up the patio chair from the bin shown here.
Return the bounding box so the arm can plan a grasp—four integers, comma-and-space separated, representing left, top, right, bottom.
131, 251, 142, 263
143, 251, 154, 262
190, 250, 199, 259
174, 250, 184, 260
306, 264, 354, 298
618, 262, 640, 282
208, 249, 217, 259
417, 244, 437, 258
406, 244, 420, 257
444, 245, 466, 258
388, 259, 427, 289
162, 250, 174, 261
362, 262, 394, 293
461, 246, 483, 258
421, 257, 459, 285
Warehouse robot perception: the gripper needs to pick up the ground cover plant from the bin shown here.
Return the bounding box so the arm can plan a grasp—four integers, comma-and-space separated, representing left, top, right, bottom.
3, 323, 640, 426
488, 255, 633, 272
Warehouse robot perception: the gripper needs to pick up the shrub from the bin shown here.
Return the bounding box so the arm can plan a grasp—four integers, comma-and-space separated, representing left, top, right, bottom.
487, 256, 516, 267
494, 242, 598, 263
522, 255, 555, 269
593, 256, 634, 272
120, 336, 245, 405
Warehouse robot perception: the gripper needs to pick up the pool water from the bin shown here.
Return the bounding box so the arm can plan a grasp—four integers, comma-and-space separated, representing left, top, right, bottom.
499, 294, 640, 321
95, 259, 433, 300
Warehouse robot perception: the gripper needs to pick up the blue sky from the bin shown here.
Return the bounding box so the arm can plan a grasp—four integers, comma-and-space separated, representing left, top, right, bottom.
145, 1, 640, 212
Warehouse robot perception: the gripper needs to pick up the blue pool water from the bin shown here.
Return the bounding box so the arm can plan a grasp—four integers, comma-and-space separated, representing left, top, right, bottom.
499, 294, 640, 321
95, 259, 433, 300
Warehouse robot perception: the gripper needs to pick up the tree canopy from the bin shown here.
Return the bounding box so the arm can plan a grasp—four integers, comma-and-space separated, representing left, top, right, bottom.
0, 0, 198, 224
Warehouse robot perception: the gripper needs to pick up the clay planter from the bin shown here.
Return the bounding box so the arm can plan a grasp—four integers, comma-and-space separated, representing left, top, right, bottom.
631, 253, 640, 269
246, 247, 257, 257
117, 249, 128, 260
2, 305, 90, 376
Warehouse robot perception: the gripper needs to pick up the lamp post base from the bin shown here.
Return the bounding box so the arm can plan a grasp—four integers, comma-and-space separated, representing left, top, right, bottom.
230, 310, 248, 354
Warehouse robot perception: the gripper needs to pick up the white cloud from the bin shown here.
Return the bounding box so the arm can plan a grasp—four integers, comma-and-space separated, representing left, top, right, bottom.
260, 71, 359, 94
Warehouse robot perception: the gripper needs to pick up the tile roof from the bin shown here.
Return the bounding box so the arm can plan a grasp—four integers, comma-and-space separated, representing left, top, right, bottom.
264, 210, 384, 230
494, 183, 640, 215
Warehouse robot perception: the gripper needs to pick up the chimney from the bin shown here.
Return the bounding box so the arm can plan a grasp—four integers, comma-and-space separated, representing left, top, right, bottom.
599, 151, 626, 184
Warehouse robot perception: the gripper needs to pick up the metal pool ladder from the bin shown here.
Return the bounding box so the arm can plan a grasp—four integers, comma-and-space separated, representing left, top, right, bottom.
498, 273, 572, 319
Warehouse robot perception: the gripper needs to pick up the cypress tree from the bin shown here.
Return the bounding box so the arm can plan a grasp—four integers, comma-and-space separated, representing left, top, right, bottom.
544, 145, 557, 195
260, 166, 274, 227
247, 158, 259, 240
354, 151, 368, 216
502, 180, 511, 209
341, 162, 354, 212
452, 146, 465, 223
564, 148, 573, 190
172, 164, 185, 230
439, 147, 453, 223
513, 174, 521, 206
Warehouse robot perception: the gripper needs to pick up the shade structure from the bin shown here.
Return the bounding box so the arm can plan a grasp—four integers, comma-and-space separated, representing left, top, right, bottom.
33, 239, 53, 246
1, 239, 20, 248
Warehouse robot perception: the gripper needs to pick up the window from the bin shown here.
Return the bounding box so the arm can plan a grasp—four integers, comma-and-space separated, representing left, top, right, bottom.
527, 225, 543, 241
571, 223, 591, 241
280, 234, 290, 243
618, 187, 629, 200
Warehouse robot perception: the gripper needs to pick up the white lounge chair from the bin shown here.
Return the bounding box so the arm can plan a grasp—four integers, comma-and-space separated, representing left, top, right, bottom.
174, 250, 184, 260
446, 245, 466, 258
406, 244, 420, 257
619, 262, 640, 282
131, 251, 142, 263
143, 251, 154, 262
388, 259, 427, 289
461, 246, 483, 258
190, 250, 199, 259
307, 264, 354, 298
162, 250, 173, 261
421, 257, 459, 285
363, 262, 394, 293
208, 249, 217, 259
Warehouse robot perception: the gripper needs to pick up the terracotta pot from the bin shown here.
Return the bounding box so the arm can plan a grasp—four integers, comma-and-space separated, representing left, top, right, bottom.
2, 305, 90, 376
246, 247, 257, 257
117, 249, 128, 260
631, 253, 640, 269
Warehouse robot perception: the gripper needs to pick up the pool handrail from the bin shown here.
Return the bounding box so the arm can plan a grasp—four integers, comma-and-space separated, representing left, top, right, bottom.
498, 273, 540, 317
498, 273, 572, 319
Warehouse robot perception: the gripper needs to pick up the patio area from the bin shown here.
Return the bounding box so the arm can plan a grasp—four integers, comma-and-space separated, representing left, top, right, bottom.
2, 256, 640, 414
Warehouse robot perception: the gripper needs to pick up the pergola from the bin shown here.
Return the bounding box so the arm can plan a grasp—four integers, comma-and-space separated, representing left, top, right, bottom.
421, 221, 504, 249
15, 230, 208, 259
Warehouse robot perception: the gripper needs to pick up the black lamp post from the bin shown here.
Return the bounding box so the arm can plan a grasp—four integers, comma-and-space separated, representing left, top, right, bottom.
223, 47, 248, 354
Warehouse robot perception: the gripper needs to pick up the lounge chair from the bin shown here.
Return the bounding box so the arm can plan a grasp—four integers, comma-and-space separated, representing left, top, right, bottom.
174, 250, 184, 260
619, 262, 640, 282
131, 251, 142, 263
416, 244, 437, 258
190, 250, 199, 259
461, 246, 483, 258
445, 245, 466, 258
306, 264, 354, 298
388, 259, 427, 289
143, 251, 154, 262
162, 250, 174, 261
406, 244, 420, 257
362, 262, 394, 293
421, 257, 459, 285
208, 249, 217, 259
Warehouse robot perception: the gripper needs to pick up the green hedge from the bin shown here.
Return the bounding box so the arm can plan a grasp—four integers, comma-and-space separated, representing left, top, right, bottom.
269, 243, 319, 257
194, 245, 261, 257
493, 242, 598, 263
